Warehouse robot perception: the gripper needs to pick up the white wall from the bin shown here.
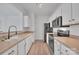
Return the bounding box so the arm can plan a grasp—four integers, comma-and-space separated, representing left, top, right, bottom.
35, 16, 49, 40
0, 4, 23, 32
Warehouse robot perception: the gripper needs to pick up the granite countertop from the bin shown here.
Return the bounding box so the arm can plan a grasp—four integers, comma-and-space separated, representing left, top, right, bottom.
0, 31, 33, 54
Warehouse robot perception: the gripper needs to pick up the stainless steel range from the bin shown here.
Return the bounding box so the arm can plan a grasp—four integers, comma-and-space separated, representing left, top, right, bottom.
48, 34, 54, 54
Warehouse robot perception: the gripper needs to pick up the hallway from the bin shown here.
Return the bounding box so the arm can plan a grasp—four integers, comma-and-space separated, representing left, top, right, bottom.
28, 40, 51, 55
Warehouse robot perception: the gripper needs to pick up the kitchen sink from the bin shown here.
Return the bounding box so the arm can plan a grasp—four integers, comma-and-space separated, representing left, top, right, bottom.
5, 35, 19, 42
0, 35, 19, 42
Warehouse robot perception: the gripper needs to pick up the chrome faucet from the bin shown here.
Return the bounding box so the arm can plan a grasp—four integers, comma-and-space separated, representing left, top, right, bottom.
8, 25, 17, 39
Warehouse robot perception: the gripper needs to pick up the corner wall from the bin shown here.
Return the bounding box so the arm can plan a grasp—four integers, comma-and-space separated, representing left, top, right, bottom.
35, 16, 49, 40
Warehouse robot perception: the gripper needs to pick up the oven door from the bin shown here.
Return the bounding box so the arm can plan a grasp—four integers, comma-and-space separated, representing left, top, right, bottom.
48, 34, 54, 54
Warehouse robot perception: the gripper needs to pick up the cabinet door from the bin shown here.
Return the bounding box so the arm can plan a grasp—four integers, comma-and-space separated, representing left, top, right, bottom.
18, 40, 26, 55
24, 16, 29, 27
61, 44, 70, 55
61, 44, 77, 55
2, 45, 17, 55
72, 3, 79, 24
25, 35, 33, 54
62, 3, 72, 25
54, 39, 61, 55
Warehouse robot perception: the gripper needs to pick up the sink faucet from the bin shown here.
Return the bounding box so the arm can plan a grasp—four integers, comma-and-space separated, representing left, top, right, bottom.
8, 25, 17, 39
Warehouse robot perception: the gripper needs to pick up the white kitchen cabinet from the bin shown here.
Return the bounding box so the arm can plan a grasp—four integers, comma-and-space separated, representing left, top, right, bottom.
54, 39, 61, 55
25, 35, 33, 54
24, 16, 29, 27
61, 44, 77, 55
61, 3, 72, 25
18, 34, 34, 55
55, 6, 62, 17
71, 3, 79, 24
54, 39, 77, 55
18, 40, 26, 55
61, 44, 70, 55
1, 34, 34, 55
2, 45, 17, 55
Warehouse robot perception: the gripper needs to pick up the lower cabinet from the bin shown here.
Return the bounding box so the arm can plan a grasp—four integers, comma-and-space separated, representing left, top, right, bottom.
54, 39, 77, 55
18, 35, 34, 55
2, 45, 17, 55
54, 40, 61, 55
25, 35, 33, 54
17, 40, 26, 55
1, 34, 34, 55
61, 44, 70, 55
61, 44, 77, 55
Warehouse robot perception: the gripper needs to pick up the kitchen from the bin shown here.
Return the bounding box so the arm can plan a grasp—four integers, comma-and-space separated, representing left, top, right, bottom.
0, 3, 79, 55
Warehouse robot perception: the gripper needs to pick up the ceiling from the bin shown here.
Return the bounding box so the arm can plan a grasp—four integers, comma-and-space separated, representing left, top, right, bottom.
12, 3, 61, 16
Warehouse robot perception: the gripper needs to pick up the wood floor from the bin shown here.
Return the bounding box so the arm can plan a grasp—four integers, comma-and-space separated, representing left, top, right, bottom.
28, 40, 51, 55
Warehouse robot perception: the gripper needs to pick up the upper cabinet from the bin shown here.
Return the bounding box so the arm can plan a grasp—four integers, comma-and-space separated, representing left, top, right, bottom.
62, 3, 79, 25
71, 4, 79, 24
55, 6, 62, 17
50, 3, 79, 26
23, 16, 30, 27
61, 3, 72, 26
